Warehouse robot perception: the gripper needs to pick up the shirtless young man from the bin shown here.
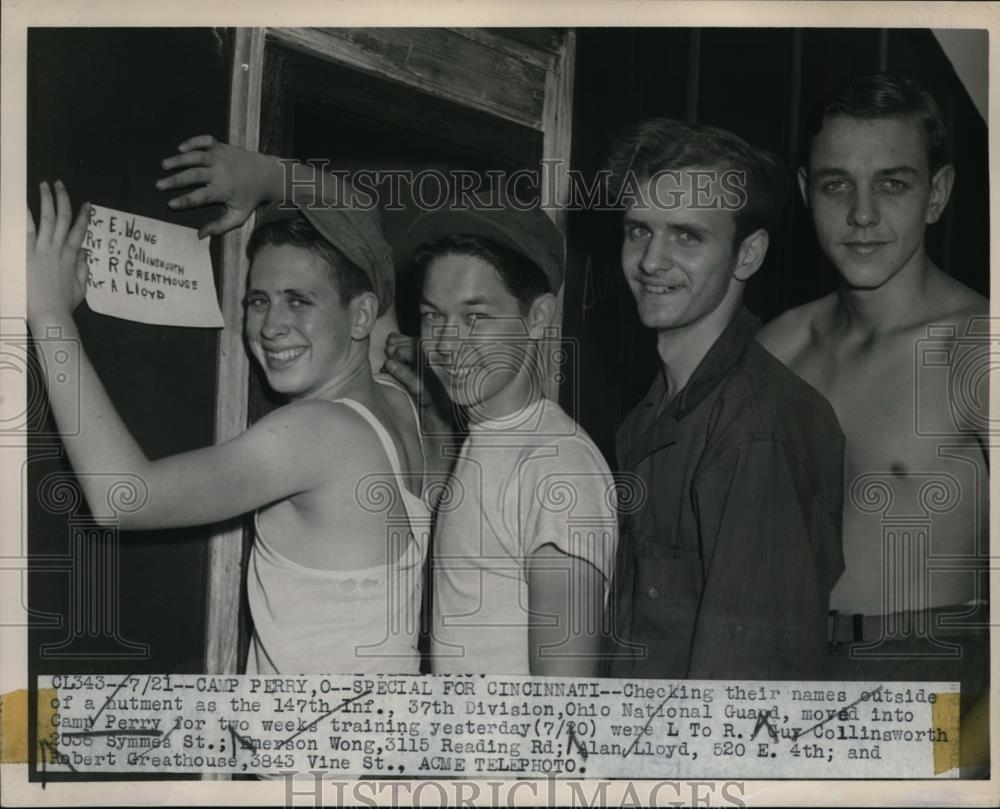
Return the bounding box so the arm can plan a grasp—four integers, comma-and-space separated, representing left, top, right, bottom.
758, 73, 989, 716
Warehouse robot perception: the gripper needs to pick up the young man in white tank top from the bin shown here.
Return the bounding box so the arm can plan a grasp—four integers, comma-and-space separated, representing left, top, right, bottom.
241, 206, 429, 675
27, 176, 428, 676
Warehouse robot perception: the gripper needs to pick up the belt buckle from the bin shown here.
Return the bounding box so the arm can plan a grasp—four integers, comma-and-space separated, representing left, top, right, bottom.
852, 613, 865, 644
828, 610, 840, 653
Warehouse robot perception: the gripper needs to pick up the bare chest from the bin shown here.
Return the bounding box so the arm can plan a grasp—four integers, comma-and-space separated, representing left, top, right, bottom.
790, 337, 971, 477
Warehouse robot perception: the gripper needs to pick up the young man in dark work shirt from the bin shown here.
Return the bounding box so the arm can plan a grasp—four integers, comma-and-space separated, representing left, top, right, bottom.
605, 119, 846, 680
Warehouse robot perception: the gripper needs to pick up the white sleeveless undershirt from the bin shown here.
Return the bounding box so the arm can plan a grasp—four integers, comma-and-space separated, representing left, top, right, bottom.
246, 380, 429, 675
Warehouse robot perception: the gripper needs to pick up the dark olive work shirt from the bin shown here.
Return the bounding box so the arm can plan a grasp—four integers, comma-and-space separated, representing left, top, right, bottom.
606, 307, 846, 681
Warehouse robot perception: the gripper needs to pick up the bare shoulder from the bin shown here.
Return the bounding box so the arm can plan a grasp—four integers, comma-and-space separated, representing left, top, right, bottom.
376, 374, 418, 425
911, 272, 990, 440
756, 294, 837, 363
924, 270, 988, 326
373, 375, 424, 465
906, 272, 989, 353
252, 398, 384, 457
207, 398, 387, 504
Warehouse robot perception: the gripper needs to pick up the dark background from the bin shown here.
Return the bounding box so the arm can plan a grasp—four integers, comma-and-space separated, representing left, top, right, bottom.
26, 28, 988, 733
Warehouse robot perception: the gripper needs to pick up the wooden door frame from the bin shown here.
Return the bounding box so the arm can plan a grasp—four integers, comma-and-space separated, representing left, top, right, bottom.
203, 26, 577, 675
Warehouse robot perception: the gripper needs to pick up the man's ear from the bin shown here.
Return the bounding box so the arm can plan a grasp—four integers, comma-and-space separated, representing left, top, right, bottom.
926, 163, 955, 225
797, 165, 810, 209
527, 292, 556, 338
733, 228, 769, 282
350, 291, 379, 340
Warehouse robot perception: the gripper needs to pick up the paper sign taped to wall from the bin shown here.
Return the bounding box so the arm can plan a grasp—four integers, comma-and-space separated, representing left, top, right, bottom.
83, 205, 223, 328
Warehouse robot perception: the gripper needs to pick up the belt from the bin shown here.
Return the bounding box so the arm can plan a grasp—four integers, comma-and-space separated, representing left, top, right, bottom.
827, 606, 986, 651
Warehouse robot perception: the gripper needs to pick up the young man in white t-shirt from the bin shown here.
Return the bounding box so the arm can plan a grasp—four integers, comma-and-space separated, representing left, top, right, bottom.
396, 197, 618, 676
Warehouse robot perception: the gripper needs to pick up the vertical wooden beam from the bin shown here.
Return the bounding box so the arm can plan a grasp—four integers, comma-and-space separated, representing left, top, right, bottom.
203, 27, 265, 677
541, 30, 576, 404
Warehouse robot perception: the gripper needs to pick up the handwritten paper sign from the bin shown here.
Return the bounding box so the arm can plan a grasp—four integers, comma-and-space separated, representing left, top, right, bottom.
83, 205, 223, 328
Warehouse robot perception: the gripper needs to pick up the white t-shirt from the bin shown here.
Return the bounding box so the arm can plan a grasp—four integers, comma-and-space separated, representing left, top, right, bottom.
430, 399, 617, 674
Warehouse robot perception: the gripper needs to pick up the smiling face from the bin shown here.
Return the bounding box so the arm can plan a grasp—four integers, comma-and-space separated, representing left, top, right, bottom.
801, 114, 953, 291
621, 171, 757, 337
419, 252, 548, 418
245, 243, 359, 400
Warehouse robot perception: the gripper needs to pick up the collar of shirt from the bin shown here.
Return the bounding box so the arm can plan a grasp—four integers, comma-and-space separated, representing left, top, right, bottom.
621, 306, 761, 469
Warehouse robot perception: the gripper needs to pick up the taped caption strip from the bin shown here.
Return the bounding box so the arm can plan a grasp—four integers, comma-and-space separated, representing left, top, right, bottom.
20, 675, 959, 778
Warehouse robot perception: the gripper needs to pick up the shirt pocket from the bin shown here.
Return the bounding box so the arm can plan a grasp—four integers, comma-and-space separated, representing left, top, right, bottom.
631, 554, 702, 671
631, 538, 703, 605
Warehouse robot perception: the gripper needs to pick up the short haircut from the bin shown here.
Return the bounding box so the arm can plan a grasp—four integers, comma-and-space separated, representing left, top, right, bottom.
246, 214, 374, 306
806, 71, 948, 173
412, 234, 551, 314
603, 117, 787, 246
